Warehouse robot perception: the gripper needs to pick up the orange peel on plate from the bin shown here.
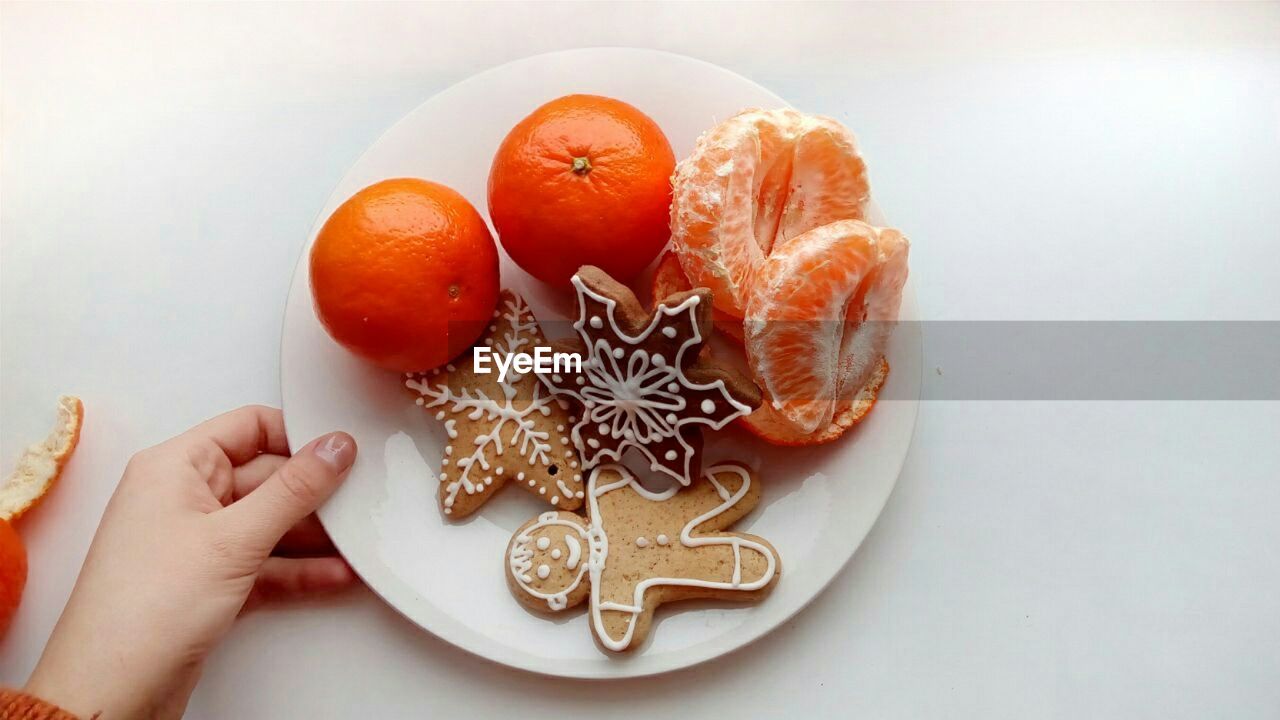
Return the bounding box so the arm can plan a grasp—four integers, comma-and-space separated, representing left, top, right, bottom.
1, 396, 84, 522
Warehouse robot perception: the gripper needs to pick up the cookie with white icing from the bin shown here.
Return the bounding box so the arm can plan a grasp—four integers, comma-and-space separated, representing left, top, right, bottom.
537, 266, 761, 486
406, 290, 584, 518
506, 462, 780, 652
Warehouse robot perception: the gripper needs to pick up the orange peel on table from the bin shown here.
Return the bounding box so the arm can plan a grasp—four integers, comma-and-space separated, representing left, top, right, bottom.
1, 396, 84, 522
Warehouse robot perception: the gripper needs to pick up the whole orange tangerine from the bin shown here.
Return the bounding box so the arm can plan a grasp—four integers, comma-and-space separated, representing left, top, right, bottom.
310, 179, 500, 372
488, 94, 675, 286
0, 518, 26, 638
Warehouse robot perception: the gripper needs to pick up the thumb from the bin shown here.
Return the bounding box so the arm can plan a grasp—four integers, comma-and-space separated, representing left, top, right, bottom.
223, 431, 356, 550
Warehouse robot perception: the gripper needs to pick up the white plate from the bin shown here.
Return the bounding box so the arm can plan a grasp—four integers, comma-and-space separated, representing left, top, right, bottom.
281, 48, 921, 679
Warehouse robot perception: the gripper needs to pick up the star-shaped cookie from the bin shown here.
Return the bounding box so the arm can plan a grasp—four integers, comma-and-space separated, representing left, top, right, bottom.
536, 266, 761, 486
406, 290, 585, 518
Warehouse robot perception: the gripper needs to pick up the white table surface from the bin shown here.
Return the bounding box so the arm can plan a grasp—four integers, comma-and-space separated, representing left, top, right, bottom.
3, 2, 1278, 717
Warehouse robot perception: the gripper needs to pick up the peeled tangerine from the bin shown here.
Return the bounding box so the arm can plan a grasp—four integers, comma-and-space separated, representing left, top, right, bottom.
670, 108, 870, 318
744, 221, 908, 436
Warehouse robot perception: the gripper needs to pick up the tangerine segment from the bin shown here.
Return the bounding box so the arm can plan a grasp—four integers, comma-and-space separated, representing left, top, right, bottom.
670, 108, 870, 317
740, 359, 888, 446
744, 220, 908, 434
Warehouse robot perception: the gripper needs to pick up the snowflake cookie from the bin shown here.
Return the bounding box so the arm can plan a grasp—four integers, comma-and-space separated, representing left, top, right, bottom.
505, 462, 780, 652
536, 266, 761, 486
406, 290, 584, 518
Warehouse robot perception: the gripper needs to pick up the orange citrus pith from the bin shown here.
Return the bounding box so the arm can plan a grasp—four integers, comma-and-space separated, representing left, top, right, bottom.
488, 94, 676, 285
310, 178, 500, 372
0, 518, 26, 637
670, 108, 870, 318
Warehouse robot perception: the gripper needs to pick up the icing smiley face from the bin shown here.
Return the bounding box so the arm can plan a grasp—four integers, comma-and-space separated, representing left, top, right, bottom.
504, 462, 780, 652
536, 266, 761, 486
506, 512, 597, 611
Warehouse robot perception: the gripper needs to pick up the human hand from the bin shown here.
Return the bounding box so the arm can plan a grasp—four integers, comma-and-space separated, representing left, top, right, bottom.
24, 406, 358, 719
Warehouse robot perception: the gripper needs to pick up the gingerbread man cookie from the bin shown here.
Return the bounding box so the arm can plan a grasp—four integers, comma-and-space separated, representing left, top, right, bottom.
406, 290, 585, 518
505, 462, 780, 652
537, 266, 761, 486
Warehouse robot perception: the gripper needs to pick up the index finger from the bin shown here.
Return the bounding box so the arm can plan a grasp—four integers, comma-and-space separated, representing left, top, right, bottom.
183, 405, 290, 465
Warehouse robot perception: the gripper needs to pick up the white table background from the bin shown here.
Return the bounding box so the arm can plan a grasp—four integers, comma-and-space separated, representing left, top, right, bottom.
3, 2, 1279, 717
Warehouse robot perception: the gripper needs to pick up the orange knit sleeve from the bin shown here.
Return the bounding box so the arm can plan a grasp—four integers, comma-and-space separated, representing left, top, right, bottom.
0, 689, 82, 720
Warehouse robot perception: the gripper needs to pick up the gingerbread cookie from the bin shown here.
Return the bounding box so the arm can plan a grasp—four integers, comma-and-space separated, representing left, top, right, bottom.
406, 290, 585, 518
537, 266, 761, 486
506, 462, 780, 652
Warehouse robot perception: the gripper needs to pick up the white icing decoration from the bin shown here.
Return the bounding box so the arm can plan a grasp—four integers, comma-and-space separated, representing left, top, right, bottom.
589, 316, 604, 329
405, 294, 573, 512
551, 549, 562, 560
664, 450, 677, 461
589, 465, 775, 650
508, 512, 592, 611
537, 564, 551, 579
564, 534, 582, 569
536, 536, 550, 550
662, 326, 677, 338
505, 464, 777, 650
535, 275, 753, 486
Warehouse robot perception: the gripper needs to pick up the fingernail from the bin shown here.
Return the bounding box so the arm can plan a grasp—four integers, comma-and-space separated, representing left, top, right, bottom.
313, 432, 356, 471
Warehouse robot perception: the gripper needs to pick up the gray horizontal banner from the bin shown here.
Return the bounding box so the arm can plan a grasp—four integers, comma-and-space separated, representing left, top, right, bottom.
526, 320, 1280, 401
914, 321, 1280, 401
